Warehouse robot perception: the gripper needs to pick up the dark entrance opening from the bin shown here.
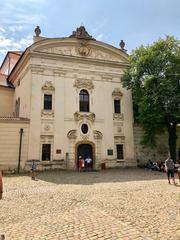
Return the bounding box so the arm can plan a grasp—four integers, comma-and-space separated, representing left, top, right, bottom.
77, 144, 93, 170
42, 144, 51, 161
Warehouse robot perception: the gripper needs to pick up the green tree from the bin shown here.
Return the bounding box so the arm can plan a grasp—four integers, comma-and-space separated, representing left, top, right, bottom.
122, 36, 180, 160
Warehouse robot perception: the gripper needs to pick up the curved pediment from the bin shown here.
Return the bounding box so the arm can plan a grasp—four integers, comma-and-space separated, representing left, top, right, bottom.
30, 38, 129, 63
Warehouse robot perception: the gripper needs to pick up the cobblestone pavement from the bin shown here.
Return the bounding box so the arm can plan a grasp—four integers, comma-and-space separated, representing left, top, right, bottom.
0, 169, 180, 240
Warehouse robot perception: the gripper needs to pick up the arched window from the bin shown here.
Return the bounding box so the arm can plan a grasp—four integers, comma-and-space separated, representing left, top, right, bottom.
79, 89, 89, 112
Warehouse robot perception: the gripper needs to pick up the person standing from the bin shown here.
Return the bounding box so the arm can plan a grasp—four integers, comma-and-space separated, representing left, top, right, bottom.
31, 160, 37, 180
78, 156, 83, 172
0, 170, 3, 200
165, 157, 177, 185
86, 156, 92, 171
178, 165, 180, 183
175, 161, 180, 183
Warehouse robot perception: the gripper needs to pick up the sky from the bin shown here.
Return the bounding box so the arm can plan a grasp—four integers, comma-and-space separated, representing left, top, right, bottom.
0, 0, 179, 65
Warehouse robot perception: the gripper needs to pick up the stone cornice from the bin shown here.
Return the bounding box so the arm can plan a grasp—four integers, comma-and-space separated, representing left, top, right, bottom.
31, 66, 44, 74
30, 37, 129, 60
0, 85, 14, 90
0, 117, 30, 123
28, 64, 123, 79
7, 37, 130, 82
32, 51, 130, 68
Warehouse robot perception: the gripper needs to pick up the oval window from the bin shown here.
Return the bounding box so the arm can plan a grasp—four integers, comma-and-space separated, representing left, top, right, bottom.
81, 124, 88, 134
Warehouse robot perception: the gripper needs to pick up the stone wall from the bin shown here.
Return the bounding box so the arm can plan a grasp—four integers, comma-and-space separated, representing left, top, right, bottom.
134, 125, 180, 166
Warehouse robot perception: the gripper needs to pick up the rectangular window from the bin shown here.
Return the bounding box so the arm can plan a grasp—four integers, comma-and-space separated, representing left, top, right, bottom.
116, 144, 124, 159
42, 144, 51, 161
44, 94, 52, 110
114, 100, 121, 113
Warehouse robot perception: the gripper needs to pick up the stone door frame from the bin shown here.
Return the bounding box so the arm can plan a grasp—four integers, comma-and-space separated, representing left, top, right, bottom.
75, 140, 95, 170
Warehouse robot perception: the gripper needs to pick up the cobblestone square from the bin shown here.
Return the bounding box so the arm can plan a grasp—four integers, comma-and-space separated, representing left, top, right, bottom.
0, 169, 180, 240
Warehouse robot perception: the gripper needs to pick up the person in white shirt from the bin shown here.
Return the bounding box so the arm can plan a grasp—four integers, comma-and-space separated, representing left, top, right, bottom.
85, 156, 92, 171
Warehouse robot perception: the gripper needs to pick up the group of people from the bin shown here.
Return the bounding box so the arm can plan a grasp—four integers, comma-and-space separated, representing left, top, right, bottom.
145, 159, 165, 172
145, 157, 180, 185
78, 156, 92, 172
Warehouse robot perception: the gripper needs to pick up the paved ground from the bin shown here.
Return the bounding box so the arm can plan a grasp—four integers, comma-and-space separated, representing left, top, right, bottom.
0, 169, 180, 240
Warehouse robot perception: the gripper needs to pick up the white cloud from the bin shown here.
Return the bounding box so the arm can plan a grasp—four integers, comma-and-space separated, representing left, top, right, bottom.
0, 35, 12, 47
8, 25, 24, 33
0, 49, 8, 55
0, 0, 46, 64
19, 35, 33, 46
0, 1, 46, 26
0, 27, 6, 33
1, 13, 45, 26
0, 33, 33, 57
96, 33, 103, 41
90, 19, 107, 42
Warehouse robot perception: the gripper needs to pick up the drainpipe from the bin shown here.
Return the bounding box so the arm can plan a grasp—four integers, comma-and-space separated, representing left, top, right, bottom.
17, 128, 24, 173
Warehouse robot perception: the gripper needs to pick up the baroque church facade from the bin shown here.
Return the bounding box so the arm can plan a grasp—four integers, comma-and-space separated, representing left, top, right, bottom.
1, 26, 178, 171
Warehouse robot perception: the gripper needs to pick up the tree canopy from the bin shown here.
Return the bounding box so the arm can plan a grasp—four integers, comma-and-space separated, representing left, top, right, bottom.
122, 36, 180, 160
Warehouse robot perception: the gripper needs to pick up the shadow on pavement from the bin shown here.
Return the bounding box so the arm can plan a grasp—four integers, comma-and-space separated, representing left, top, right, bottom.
36, 168, 169, 185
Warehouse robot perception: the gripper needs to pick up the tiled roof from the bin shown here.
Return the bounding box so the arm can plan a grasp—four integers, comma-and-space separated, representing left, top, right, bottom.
0, 73, 14, 87
0, 51, 23, 76
0, 73, 7, 82
9, 51, 23, 55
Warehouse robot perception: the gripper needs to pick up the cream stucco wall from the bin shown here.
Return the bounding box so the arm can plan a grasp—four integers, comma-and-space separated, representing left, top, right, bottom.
13, 64, 32, 118
1, 36, 136, 170
0, 86, 14, 116
24, 39, 136, 169
0, 119, 29, 171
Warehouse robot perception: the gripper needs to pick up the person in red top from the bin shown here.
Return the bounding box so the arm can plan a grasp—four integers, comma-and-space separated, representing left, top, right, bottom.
0, 170, 3, 200
78, 156, 84, 172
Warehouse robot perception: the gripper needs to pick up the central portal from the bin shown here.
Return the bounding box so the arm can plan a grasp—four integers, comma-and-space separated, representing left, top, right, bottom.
77, 144, 93, 170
